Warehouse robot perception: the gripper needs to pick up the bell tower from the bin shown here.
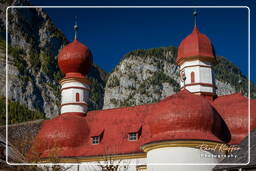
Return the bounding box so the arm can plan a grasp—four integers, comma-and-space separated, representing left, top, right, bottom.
57, 20, 92, 114
177, 10, 217, 97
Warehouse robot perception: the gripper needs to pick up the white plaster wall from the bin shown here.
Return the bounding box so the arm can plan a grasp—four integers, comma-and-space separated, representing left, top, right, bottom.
61, 104, 88, 114
61, 81, 90, 114
63, 158, 147, 171
183, 66, 200, 84
180, 60, 211, 69
199, 67, 213, 84
61, 88, 89, 104
180, 66, 198, 88
62, 81, 90, 89
179, 60, 215, 94
185, 85, 214, 93
147, 147, 219, 171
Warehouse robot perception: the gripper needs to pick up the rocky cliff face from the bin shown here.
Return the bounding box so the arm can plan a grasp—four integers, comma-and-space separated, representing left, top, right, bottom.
104, 47, 179, 109
0, 0, 107, 119
103, 47, 253, 109
0, 0, 253, 118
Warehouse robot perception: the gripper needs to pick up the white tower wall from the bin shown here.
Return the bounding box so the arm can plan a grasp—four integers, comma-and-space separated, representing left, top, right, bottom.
179, 60, 215, 95
61, 104, 88, 114
147, 147, 220, 171
60, 78, 90, 114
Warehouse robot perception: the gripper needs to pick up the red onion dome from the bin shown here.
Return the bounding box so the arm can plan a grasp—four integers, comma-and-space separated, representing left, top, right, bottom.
177, 26, 216, 65
143, 90, 229, 145
29, 113, 89, 158
58, 40, 92, 76
213, 94, 256, 145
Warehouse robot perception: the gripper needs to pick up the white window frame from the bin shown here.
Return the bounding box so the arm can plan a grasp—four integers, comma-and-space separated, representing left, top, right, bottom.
128, 132, 138, 141
92, 136, 100, 144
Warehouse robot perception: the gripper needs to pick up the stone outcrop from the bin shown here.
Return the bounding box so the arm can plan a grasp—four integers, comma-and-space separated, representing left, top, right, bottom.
103, 47, 252, 109
0, 0, 107, 118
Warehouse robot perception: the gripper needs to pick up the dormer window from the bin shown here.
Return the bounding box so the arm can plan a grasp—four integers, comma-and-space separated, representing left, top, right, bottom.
92, 136, 100, 144
128, 132, 138, 141
128, 126, 142, 141
91, 130, 104, 145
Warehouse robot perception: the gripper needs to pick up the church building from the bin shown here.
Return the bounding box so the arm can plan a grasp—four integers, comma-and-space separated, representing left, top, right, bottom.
28, 12, 256, 171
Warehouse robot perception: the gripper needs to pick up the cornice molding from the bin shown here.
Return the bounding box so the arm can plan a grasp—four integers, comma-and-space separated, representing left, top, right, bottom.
180, 82, 217, 89
37, 153, 146, 163
180, 64, 212, 71
61, 102, 88, 107
61, 86, 90, 91
60, 77, 91, 85
177, 56, 217, 66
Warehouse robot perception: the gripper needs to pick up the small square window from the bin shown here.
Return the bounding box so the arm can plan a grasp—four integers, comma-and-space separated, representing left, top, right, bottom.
92, 136, 100, 144
128, 132, 137, 141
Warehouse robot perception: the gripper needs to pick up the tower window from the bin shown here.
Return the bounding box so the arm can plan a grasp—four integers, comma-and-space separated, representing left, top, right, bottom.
128, 132, 138, 141
91, 130, 104, 145
191, 72, 195, 83
92, 136, 100, 144
76, 93, 80, 102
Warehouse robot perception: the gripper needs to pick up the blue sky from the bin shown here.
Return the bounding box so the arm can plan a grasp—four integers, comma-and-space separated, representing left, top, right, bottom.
29, 0, 255, 83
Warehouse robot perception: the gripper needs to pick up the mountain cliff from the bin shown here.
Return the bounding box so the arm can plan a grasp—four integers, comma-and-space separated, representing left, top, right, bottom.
0, 0, 108, 121
0, 0, 254, 121
103, 47, 255, 109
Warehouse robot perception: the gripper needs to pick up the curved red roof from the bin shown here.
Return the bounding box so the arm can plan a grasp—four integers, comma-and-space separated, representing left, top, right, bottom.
212, 93, 256, 144
58, 40, 92, 77
177, 26, 216, 64
29, 90, 236, 159
29, 113, 89, 158
142, 90, 227, 145
29, 104, 153, 158
29, 92, 255, 159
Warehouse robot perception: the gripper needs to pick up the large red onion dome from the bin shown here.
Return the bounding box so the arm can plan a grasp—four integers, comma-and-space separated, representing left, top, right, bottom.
29, 113, 89, 158
143, 90, 230, 145
58, 40, 92, 77
212, 94, 256, 145
177, 26, 216, 65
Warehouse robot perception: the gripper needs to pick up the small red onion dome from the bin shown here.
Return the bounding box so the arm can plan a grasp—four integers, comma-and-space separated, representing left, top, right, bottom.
58, 40, 92, 77
212, 94, 256, 145
29, 113, 89, 158
177, 26, 216, 64
143, 90, 229, 145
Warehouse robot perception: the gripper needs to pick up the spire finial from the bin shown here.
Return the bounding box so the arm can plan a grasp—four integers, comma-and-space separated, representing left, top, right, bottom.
193, 9, 198, 26
74, 16, 78, 40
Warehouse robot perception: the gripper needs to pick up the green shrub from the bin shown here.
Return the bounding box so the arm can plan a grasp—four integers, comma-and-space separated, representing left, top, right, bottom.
124, 46, 177, 59
9, 46, 28, 76
28, 50, 41, 70
0, 96, 45, 125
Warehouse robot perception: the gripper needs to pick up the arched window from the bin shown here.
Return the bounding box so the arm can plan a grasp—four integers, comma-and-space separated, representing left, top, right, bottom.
191, 72, 195, 83
76, 93, 80, 102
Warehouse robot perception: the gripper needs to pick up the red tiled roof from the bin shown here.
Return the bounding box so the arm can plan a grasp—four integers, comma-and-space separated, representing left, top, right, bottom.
29, 103, 154, 158
142, 90, 226, 145
212, 93, 256, 144
28, 113, 89, 158
29, 91, 254, 159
